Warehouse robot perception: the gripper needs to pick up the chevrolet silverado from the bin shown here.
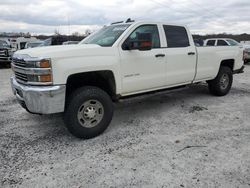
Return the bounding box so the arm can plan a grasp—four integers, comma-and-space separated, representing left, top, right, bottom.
11, 20, 244, 139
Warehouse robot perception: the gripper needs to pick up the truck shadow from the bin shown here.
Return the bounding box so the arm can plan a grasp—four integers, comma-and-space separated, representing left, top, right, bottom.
31, 84, 210, 136
1, 82, 249, 166
14, 82, 249, 141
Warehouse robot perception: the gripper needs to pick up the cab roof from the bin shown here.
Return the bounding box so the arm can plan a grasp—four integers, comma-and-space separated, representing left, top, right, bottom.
110, 19, 187, 28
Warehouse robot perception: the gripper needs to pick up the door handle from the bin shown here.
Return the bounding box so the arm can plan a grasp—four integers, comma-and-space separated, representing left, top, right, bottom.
155, 54, 165, 57
188, 52, 196, 55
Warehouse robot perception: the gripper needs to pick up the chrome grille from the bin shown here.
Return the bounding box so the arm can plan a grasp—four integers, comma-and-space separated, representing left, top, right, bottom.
12, 58, 28, 84
0, 49, 7, 57
15, 71, 28, 82
12, 59, 26, 67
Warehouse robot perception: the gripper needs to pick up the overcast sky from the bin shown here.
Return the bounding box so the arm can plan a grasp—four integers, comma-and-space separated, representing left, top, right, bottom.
0, 0, 250, 35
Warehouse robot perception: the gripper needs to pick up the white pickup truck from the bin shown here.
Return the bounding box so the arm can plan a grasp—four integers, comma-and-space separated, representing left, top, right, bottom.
11, 20, 244, 139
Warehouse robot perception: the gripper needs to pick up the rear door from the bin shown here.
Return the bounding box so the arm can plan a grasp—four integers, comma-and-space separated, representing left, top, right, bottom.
162, 25, 197, 85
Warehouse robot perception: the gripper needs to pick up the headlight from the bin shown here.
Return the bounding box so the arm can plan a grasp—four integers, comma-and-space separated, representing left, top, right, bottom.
12, 54, 53, 85
25, 58, 51, 68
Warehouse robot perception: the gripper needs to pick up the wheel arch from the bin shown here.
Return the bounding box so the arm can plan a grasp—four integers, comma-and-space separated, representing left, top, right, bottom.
65, 70, 117, 102
220, 59, 235, 71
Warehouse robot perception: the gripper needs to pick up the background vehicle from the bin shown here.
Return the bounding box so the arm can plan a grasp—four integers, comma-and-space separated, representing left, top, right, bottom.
11, 37, 38, 50
243, 44, 250, 63
204, 38, 240, 46
0, 40, 14, 67
25, 41, 44, 48
10, 20, 244, 139
36, 36, 70, 47
194, 38, 204, 46
62, 41, 80, 45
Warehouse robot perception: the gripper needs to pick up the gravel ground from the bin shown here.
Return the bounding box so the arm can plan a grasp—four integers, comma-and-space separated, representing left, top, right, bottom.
1, 65, 250, 188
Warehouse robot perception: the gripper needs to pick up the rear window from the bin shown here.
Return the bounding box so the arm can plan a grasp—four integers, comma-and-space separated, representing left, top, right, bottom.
217, 40, 228, 46
206, 40, 216, 46
163, 25, 190, 48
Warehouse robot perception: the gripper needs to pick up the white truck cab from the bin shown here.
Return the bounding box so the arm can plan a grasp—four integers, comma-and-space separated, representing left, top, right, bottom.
11, 19, 244, 139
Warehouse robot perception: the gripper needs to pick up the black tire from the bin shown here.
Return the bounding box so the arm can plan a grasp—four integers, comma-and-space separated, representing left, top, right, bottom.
208, 66, 233, 96
64, 86, 114, 139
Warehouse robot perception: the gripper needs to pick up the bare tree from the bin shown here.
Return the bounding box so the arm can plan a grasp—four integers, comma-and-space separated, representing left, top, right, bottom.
54, 29, 60, 36
84, 29, 91, 37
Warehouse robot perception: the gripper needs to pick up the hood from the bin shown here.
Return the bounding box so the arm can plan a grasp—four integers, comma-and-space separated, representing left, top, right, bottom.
14, 44, 114, 59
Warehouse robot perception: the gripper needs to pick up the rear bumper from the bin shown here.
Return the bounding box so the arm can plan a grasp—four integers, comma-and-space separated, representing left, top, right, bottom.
233, 66, 245, 74
10, 76, 66, 114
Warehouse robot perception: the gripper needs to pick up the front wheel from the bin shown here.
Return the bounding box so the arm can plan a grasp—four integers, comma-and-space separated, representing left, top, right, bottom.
64, 86, 114, 139
208, 66, 233, 96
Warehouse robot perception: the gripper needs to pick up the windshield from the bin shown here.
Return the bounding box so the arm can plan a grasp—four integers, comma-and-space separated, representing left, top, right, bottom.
226, 39, 239, 46
80, 24, 131, 47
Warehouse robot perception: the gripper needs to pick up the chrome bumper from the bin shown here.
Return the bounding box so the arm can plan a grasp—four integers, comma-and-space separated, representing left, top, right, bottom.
0, 57, 11, 62
10, 77, 66, 114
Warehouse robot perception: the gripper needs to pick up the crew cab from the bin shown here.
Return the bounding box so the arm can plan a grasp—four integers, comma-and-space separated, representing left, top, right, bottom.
10, 20, 244, 139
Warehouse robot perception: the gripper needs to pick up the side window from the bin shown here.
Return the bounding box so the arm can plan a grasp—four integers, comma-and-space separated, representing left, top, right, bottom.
163, 25, 190, 48
207, 40, 216, 46
217, 40, 228, 46
126, 25, 160, 48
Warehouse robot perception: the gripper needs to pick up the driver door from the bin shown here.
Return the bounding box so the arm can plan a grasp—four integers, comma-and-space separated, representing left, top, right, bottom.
119, 24, 167, 95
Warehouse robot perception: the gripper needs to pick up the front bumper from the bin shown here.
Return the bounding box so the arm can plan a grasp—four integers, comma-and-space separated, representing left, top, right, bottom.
10, 77, 66, 114
0, 57, 11, 63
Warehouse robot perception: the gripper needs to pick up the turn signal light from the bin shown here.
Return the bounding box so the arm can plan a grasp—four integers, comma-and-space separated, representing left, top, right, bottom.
39, 74, 52, 82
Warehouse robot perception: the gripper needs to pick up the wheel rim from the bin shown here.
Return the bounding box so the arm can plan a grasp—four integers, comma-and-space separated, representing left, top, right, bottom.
220, 73, 229, 90
77, 100, 104, 128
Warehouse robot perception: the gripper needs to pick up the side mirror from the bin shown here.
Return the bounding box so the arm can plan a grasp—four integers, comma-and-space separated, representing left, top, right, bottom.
125, 33, 152, 51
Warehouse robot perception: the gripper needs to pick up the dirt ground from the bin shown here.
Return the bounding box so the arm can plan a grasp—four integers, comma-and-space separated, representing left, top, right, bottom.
1, 65, 250, 188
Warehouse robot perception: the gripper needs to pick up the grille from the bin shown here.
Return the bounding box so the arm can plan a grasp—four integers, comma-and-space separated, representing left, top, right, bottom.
14, 71, 28, 83
12, 59, 26, 67
12, 58, 28, 84
0, 49, 7, 57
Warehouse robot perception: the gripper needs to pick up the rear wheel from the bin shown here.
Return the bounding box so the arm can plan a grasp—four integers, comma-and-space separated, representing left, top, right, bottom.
64, 86, 114, 139
208, 66, 233, 96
